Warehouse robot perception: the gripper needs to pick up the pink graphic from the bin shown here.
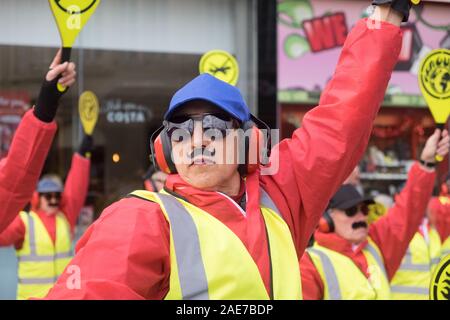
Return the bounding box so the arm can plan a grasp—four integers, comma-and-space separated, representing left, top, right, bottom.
278, 0, 450, 96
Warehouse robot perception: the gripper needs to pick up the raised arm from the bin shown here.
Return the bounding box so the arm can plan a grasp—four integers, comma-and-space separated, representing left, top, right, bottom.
263, 5, 404, 253
369, 129, 449, 280
60, 144, 91, 229
0, 50, 76, 233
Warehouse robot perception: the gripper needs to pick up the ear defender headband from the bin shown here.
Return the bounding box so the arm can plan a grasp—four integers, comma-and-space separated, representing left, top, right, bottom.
149, 114, 271, 176
318, 209, 335, 233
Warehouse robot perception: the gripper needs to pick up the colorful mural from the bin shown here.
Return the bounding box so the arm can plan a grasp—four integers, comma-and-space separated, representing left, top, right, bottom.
278, 0, 450, 107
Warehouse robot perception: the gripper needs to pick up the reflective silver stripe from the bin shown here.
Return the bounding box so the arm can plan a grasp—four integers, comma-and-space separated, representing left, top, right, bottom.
365, 242, 387, 278
18, 252, 72, 262
20, 213, 72, 262
431, 257, 441, 265
27, 213, 37, 255
18, 255, 54, 262
399, 263, 430, 271
259, 188, 283, 219
18, 277, 56, 285
156, 193, 209, 300
442, 250, 450, 257
307, 248, 342, 300
390, 285, 429, 295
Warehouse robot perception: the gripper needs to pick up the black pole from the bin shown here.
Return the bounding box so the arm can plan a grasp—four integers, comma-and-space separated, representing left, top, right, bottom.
257, 0, 277, 129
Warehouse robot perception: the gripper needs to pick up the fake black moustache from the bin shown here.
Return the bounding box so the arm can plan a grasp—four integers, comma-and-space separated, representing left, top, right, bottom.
189, 147, 216, 159
48, 203, 60, 208
352, 221, 368, 230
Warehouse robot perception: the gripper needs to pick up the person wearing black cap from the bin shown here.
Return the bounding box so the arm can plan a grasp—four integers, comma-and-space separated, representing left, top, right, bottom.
0, 134, 91, 299
301, 129, 449, 300
0, 50, 76, 234
44, 3, 414, 300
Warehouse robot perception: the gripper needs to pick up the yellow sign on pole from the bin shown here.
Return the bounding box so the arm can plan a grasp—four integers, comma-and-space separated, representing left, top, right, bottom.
79, 91, 99, 136
49, 0, 101, 48
49, 0, 101, 92
199, 50, 240, 86
418, 48, 450, 161
419, 49, 450, 124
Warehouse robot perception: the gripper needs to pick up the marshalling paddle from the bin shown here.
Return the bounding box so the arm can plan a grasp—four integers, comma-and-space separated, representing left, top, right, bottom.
418, 48, 450, 162
48, 0, 101, 92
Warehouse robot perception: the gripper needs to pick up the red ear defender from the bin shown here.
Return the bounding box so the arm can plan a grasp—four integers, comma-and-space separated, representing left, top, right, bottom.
150, 127, 177, 175
246, 126, 263, 174
240, 115, 271, 176
154, 134, 171, 174
31, 191, 40, 211
318, 210, 334, 233
318, 217, 331, 233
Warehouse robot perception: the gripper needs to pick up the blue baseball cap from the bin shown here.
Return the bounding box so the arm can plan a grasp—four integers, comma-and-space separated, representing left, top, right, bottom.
37, 177, 63, 193
164, 73, 251, 122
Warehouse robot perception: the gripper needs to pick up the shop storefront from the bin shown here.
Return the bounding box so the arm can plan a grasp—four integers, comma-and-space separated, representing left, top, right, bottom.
0, 0, 271, 216
277, 0, 450, 194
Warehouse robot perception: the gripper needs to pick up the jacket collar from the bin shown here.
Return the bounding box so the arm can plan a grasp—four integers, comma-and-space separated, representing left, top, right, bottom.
314, 230, 368, 255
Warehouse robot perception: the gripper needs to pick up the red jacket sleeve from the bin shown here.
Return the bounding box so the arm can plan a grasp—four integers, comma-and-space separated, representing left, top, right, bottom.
61, 153, 90, 229
0, 110, 57, 233
0, 214, 26, 249
44, 197, 171, 300
369, 162, 436, 280
428, 197, 450, 240
262, 19, 402, 256
300, 253, 324, 300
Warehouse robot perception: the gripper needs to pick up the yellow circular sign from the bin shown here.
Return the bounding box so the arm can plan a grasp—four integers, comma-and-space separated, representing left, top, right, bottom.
79, 91, 99, 136
418, 49, 450, 125
430, 254, 450, 300
411, 0, 421, 5
199, 50, 239, 86
419, 49, 450, 100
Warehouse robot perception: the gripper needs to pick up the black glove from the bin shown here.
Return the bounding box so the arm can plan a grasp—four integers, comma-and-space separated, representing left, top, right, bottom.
34, 77, 66, 123
78, 134, 93, 157
372, 0, 413, 22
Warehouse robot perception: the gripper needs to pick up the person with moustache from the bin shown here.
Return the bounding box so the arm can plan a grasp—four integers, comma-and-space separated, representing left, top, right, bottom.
0, 135, 91, 300
43, 2, 412, 300
300, 129, 449, 300
0, 50, 76, 233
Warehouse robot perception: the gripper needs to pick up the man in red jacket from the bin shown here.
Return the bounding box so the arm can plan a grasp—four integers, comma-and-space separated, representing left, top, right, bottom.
45, 2, 408, 300
300, 129, 449, 299
0, 134, 91, 299
0, 50, 76, 233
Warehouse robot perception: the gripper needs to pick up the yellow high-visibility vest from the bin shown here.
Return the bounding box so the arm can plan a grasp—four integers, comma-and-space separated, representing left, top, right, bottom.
306, 238, 391, 300
390, 229, 442, 300
16, 211, 72, 300
441, 237, 450, 259
129, 188, 302, 300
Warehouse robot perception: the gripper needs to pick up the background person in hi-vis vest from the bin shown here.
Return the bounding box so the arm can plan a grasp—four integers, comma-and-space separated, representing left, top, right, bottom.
300, 130, 450, 300
427, 174, 450, 259
388, 174, 449, 300
44, 2, 408, 300
0, 134, 91, 300
0, 49, 76, 234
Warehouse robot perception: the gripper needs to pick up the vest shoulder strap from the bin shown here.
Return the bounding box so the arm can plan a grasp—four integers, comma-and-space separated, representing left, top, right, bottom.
307, 246, 342, 300
128, 189, 209, 299
365, 238, 388, 279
